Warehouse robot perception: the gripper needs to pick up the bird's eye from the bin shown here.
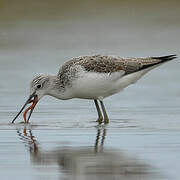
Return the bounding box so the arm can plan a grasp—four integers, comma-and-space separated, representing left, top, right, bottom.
37, 84, 41, 89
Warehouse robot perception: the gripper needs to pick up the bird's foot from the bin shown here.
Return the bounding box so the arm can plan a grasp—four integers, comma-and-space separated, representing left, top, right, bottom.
104, 116, 109, 124
96, 116, 103, 124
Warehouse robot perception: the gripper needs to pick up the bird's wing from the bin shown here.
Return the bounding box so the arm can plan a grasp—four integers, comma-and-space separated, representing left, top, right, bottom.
121, 55, 177, 74
57, 55, 124, 77
58, 54, 177, 76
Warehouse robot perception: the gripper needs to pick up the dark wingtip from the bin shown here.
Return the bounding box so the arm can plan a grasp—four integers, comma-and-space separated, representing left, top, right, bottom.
152, 55, 177, 62
138, 54, 177, 72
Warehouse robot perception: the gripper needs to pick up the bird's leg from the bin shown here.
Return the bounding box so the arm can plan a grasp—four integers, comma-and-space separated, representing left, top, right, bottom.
94, 100, 103, 124
100, 100, 109, 124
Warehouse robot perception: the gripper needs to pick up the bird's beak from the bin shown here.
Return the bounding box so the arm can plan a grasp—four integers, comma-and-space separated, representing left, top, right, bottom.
11, 92, 38, 124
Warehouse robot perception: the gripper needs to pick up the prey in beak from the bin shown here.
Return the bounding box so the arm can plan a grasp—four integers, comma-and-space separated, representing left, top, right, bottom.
11, 74, 52, 124
11, 92, 38, 124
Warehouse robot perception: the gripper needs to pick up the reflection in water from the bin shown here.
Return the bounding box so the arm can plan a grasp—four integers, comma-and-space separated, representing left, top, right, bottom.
94, 128, 106, 153
17, 127, 158, 180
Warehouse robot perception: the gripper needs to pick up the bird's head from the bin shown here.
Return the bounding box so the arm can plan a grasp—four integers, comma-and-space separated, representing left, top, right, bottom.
30, 74, 52, 100
11, 74, 56, 124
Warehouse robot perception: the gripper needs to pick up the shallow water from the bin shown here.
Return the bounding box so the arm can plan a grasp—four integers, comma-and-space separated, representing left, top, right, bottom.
0, 1, 180, 179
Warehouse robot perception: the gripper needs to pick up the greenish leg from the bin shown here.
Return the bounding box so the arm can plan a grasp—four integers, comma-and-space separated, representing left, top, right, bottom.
94, 100, 103, 124
100, 100, 109, 124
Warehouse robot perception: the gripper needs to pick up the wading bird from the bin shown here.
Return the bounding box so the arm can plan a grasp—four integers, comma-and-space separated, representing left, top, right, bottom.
12, 54, 177, 124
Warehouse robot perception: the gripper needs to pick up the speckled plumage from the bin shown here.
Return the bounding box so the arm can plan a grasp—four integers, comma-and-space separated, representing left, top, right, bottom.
31, 74, 49, 87
57, 54, 176, 88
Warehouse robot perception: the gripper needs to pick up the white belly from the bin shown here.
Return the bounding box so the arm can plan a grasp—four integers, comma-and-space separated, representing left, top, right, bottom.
70, 66, 156, 100
71, 72, 116, 99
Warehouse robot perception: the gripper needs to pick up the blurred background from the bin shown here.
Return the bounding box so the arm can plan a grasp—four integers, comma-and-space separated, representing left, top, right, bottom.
0, 0, 180, 53
0, 0, 180, 180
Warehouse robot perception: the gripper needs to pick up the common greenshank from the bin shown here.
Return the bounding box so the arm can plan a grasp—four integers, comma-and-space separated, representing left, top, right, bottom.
11, 54, 177, 124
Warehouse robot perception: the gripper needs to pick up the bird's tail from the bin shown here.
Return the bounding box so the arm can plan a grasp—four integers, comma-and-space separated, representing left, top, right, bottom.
152, 55, 177, 62
140, 54, 177, 70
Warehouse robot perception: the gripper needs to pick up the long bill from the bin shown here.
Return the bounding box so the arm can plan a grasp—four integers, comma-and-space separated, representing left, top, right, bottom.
11, 92, 38, 124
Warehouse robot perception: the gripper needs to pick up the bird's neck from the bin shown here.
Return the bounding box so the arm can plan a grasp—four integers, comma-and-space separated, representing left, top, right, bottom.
47, 75, 74, 100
